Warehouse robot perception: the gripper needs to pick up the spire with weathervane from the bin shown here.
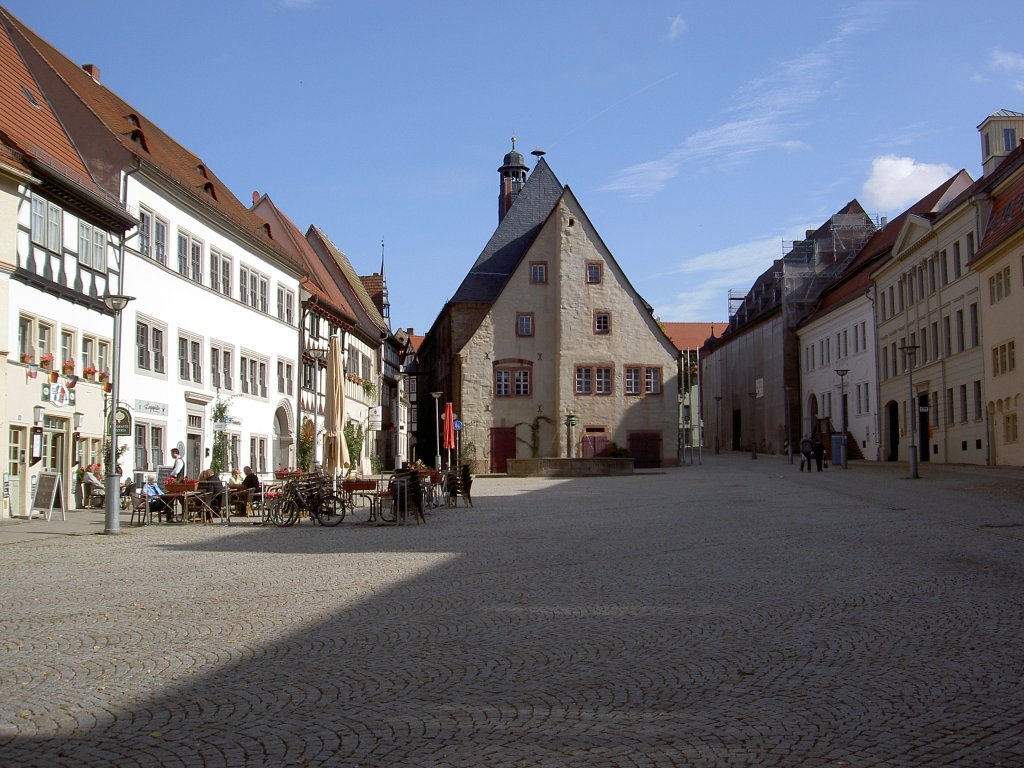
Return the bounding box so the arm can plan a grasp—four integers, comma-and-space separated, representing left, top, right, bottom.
498, 136, 529, 223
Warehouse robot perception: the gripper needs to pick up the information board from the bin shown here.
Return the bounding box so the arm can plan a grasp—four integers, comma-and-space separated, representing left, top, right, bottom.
30, 472, 66, 522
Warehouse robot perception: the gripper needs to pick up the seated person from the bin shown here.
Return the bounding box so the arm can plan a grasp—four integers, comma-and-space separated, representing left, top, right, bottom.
142, 475, 173, 521
82, 464, 105, 507
198, 469, 226, 515
229, 466, 261, 515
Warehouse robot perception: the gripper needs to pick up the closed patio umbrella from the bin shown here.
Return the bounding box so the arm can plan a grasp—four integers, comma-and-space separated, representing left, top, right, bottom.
323, 335, 349, 476
443, 401, 455, 468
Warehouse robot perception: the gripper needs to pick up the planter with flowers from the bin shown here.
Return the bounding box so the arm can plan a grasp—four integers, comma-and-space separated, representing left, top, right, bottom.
82, 365, 97, 380
98, 370, 110, 383
62, 360, 75, 375
39, 353, 54, 369
20, 352, 33, 365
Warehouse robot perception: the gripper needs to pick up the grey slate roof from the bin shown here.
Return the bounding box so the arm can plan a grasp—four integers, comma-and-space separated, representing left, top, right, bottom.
450, 157, 564, 304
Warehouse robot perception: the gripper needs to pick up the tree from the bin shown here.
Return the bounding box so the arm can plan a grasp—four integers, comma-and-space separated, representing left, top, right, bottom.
209, 393, 235, 475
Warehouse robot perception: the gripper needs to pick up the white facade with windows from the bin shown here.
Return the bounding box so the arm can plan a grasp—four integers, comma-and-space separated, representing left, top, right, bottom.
121, 179, 303, 480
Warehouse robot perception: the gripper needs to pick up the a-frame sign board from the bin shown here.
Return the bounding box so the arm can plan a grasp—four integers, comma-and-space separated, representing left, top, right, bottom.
30, 472, 67, 522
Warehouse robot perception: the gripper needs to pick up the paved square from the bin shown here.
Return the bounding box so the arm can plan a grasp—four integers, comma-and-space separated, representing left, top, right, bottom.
1, 456, 1022, 767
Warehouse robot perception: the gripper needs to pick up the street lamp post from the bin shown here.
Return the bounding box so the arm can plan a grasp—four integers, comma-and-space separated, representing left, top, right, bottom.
834, 368, 849, 469
431, 391, 442, 469
714, 396, 722, 454
102, 293, 134, 535
900, 343, 920, 479
749, 391, 758, 460
308, 347, 327, 471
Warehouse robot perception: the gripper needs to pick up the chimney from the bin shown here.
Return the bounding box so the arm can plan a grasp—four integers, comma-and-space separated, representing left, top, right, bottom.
81, 64, 100, 82
252, 190, 260, 205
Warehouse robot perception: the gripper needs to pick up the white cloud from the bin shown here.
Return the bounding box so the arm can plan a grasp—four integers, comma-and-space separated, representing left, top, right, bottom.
667, 15, 688, 40
603, 5, 883, 197
861, 155, 955, 213
990, 47, 1024, 71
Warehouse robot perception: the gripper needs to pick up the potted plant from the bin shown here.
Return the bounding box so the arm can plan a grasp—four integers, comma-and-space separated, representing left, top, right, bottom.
82, 365, 97, 380
98, 370, 110, 383
62, 359, 75, 374
39, 352, 54, 369
20, 352, 33, 364
361, 379, 376, 399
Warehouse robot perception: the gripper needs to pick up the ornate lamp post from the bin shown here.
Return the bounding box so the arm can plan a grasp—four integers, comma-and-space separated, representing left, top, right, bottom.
431, 391, 442, 469
899, 343, 920, 479
834, 368, 849, 469
102, 293, 134, 535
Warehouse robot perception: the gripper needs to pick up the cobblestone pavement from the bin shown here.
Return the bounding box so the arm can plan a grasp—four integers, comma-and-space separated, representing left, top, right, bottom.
1, 455, 1022, 767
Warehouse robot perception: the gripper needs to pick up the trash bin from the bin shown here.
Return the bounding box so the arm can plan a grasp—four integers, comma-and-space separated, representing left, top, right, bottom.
830, 434, 844, 467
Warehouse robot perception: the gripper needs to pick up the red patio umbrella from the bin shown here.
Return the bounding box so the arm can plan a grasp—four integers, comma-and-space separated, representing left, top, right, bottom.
443, 401, 455, 467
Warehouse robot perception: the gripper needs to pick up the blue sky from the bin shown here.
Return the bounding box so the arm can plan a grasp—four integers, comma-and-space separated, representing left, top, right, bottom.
8, 1, 1024, 333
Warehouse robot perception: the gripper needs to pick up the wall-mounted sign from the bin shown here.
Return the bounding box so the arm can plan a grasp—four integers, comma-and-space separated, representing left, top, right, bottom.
41, 382, 76, 407
115, 406, 132, 436
368, 406, 382, 430
135, 399, 168, 417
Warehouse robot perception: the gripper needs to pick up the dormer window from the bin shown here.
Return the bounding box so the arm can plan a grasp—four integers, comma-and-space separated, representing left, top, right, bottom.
126, 113, 140, 127
196, 164, 208, 178
129, 129, 149, 152
202, 182, 217, 200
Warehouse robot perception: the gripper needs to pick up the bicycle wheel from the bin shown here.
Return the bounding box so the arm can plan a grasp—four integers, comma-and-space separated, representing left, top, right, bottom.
315, 494, 346, 527
273, 497, 299, 527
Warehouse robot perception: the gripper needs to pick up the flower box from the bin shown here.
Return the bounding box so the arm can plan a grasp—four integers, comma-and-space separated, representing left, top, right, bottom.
20, 353, 33, 364
39, 354, 54, 369
166, 480, 198, 492
82, 367, 97, 380
62, 360, 75, 374
275, 469, 303, 479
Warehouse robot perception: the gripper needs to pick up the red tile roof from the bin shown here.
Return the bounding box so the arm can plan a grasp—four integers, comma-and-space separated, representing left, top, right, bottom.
975, 141, 1024, 261
0, 12, 90, 183
663, 322, 728, 351
2, 6, 303, 271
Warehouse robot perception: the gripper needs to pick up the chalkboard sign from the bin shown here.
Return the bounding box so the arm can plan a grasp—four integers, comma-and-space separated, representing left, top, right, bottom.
156, 465, 174, 487
30, 472, 66, 522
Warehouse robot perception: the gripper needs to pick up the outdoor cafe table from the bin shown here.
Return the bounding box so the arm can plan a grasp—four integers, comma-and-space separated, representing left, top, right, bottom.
341, 480, 382, 523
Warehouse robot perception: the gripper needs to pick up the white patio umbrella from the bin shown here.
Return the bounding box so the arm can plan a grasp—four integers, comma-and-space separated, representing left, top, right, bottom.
323, 335, 349, 476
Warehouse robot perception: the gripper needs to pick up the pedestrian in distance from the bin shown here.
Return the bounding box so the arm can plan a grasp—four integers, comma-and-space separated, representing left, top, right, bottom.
799, 435, 813, 472
812, 434, 825, 472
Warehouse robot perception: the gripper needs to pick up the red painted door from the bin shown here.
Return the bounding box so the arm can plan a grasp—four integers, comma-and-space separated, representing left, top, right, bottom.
490, 427, 516, 473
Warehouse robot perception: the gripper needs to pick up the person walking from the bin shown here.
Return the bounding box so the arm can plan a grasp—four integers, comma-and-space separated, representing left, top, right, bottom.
799, 435, 813, 472
812, 434, 825, 472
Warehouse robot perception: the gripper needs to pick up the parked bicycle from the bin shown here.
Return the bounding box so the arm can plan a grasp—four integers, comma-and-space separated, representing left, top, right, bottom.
266, 473, 347, 527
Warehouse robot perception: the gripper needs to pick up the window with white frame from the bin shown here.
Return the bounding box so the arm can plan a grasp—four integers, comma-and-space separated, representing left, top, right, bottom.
31, 195, 62, 252
250, 435, 268, 473
211, 342, 233, 391
516, 312, 534, 337
277, 286, 295, 324
135, 316, 167, 374
81, 334, 109, 376
133, 421, 164, 472
625, 366, 642, 395
993, 340, 1016, 376
60, 328, 76, 370
240, 265, 269, 312
585, 261, 603, 284
644, 367, 662, 394
210, 249, 232, 296
494, 364, 530, 397
240, 352, 268, 397
530, 262, 547, 284
177, 231, 203, 282
177, 332, 203, 383
277, 359, 294, 395
594, 311, 611, 335
77, 221, 107, 271
138, 206, 168, 264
